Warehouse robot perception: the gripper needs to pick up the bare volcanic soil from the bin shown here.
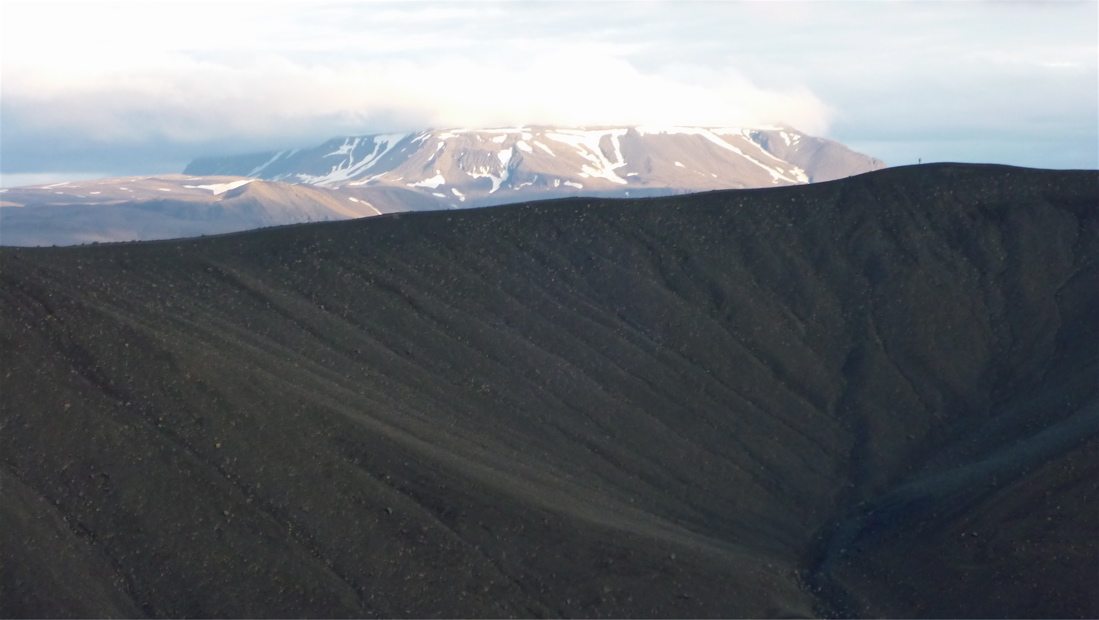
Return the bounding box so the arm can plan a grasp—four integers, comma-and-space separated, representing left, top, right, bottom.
1, 164, 1096, 618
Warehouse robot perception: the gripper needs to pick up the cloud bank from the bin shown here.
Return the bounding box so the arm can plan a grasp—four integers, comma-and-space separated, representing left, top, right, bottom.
1, 1, 1095, 186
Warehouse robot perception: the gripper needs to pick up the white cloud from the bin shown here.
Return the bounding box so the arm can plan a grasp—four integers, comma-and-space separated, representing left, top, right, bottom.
1, 0, 1095, 178
2, 37, 833, 145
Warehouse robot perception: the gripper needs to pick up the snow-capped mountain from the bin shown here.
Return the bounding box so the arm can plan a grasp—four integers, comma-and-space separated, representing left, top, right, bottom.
185, 126, 885, 208
1, 126, 884, 246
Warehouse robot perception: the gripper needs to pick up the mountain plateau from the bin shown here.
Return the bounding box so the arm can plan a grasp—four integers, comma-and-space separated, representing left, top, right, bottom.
2, 126, 883, 247
185, 126, 885, 209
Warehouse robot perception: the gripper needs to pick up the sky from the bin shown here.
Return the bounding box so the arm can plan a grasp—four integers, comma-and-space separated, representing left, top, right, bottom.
1, 0, 1096, 187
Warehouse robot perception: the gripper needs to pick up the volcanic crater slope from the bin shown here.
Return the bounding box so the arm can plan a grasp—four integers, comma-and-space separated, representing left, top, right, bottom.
1, 164, 1096, 618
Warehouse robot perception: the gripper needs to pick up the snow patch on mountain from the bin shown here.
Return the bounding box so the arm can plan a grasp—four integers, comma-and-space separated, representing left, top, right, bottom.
184, 179, 253, 195
467, 169, 504, 194
302, 133, 408, 186
410, 173, 447, 189
326, 138, 360, 157
545, 129, 628, 185
641, 127, 802, 184
248, 151, 288, 177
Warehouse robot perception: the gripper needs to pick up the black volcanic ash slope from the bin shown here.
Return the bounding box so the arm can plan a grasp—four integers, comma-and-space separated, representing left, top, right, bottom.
1, 164, 1096, 618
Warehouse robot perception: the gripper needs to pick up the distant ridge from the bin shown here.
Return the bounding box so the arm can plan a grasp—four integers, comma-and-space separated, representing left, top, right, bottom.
2, 126, 883, 247
0, 175, 446, 247
185, 125, 886, 207
2, 164, 1094, 618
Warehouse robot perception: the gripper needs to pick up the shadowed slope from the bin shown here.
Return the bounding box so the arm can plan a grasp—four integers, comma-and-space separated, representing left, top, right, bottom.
1, 164, 1095, 618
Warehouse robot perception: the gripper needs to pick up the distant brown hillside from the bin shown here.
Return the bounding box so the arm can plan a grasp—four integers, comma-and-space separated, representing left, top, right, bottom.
0, 175, 445, 247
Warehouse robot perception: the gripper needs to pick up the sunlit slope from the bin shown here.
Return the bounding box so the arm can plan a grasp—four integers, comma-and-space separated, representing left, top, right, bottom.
1, 164, 1095, 618
184, 126, 886, 208
0, 175, 445, 247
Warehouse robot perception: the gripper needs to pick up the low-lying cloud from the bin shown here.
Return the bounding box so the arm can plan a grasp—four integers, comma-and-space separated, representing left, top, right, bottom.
1, 0, 1094, 185
0, 2, 837, 185
2, 45, 832, 147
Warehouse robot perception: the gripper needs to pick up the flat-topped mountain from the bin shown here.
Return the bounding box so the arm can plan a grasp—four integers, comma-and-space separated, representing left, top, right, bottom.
2, 127, 883, 247
1, 164, 1094, 618
185, 126, 885, 207
2, 127, 882, 247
